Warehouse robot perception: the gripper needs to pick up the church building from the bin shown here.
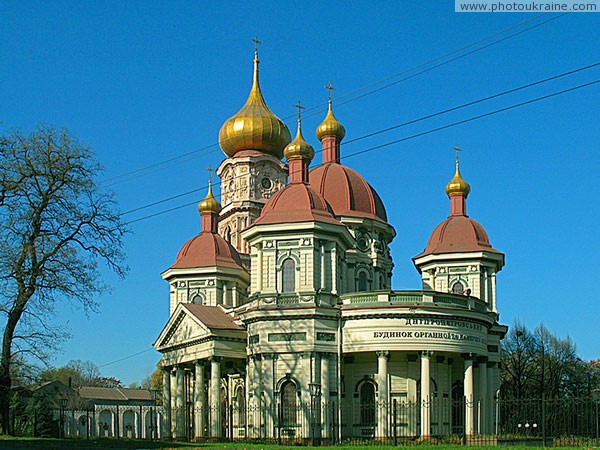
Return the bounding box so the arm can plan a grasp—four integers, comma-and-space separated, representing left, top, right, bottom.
154, 49, 507, 442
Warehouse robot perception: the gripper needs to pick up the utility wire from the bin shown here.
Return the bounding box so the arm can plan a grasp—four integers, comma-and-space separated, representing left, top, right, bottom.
120, 60, 600, 219
342, 78, 600, 161
123, 77, 600, 225
343, 60, 600, 145
299, 12, 568, 121
97, 347, 155, 369
102, 13, 562, 187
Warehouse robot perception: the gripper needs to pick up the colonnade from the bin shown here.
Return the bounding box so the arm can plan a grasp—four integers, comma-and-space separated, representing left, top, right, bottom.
163, 351, 498, 441
60, 406, 161, 439
162, 357, 222, 439
375, 351, 498, 438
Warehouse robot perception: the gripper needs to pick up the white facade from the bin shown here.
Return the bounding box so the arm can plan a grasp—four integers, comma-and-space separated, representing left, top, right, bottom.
154, 56, 507, 442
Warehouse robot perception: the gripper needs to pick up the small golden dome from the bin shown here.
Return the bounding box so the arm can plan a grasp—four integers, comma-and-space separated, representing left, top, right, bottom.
316, 100, 346, 141
445, 157, 471, 197
198, 182, 222, 214
219, 53, 291, 159
284, 120, 315, 162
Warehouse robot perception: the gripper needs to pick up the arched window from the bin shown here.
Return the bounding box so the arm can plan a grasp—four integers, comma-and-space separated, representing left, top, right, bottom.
452, 281, 464, 295
225, 227, 231, 243
282, 258, 296, 293
357, 271, 368, 292
191, 294, 204, 305
235, 386, 246, 428
359, 381, 376, 426
280, 380, 297, 426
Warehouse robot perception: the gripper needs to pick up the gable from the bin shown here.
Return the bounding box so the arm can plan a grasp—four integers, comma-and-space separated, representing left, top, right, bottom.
155, 309, 213, 351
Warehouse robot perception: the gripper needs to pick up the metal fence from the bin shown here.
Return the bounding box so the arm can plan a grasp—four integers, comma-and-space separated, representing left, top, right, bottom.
159, 396, 600, 446
39, 397, 600, 445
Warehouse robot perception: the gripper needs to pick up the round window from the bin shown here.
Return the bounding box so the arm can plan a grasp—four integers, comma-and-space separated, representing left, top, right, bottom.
261, 178, 272, 189
357, 238, 369, 251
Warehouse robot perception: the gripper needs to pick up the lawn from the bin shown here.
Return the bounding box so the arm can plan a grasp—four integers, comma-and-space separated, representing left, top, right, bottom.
0, 437, 590, 450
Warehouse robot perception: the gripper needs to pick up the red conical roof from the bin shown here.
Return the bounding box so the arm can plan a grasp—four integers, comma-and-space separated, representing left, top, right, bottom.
253, 183, 340, 226
416, 215, 501, 257
171, 232, 244, 270
310, 162, 387, 222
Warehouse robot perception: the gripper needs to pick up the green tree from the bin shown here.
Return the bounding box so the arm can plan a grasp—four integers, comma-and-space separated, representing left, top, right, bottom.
0, 126, 127, 434
24, 391, 57, 437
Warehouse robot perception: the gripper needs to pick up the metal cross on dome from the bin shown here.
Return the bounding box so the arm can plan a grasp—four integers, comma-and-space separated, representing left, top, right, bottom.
295, 100, 305, 122
453, 144, 462, 164
252, 37, 261, 57
324, 81, 336, 102
205, 165, 214, 187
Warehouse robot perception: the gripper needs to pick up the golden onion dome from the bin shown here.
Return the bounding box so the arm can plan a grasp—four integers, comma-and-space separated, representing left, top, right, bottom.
284, 119, 315, 162
198, 182, 222, 214
218, 53, 291, 159
445, 157, 471, 197
316, 100, 346, 141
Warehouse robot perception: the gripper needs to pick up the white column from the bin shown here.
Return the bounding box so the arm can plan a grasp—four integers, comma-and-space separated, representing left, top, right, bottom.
487, 362, 496, 434
320, 243, 326, 291
478, 359, 488, 434
194, 361, 206, 439
331, 246, 338, 295
420, 351, 432, 438
175, 366, 185, 439
377, 351, 389, 438
321, 353, 331, 439
246, 355, 258, 438
464, 355, 474, 436
232, 284, 238, 307
257, 246, 263, 292
263, 354, 275, 439
162, 368, 172, 438
483, 269, 489, 306
221, 282, 227, 306
491, 273, 497, 312
210, 357, 221, 437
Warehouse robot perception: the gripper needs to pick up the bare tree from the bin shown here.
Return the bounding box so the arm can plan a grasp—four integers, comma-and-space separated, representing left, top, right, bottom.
0, 126, 127, 434
501, 320, 537, 399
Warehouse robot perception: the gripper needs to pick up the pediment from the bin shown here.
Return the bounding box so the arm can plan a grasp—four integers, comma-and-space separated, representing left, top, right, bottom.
155, 307, 213, 351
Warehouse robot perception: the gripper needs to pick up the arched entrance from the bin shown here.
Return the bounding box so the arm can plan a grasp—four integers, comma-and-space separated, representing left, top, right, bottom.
452, 382, 465, 434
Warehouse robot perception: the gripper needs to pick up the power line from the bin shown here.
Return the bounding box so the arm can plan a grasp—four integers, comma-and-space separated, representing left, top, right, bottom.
124, 77, 600, 225
342, 78, 600, 161
343, 60, 600, 146
97, 347, 156, 369
297, 12, 567, 123
122, 186, 207, 216
120, 60, 600, 219
101, 13, 563, 187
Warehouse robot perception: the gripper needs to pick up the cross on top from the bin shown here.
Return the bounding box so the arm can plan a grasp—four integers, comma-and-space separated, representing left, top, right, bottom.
205, 165, 214, 186
295, 100, 305, 122
453, 144, 461, 163
252, 37, 261, 56
324, 81, 336, 102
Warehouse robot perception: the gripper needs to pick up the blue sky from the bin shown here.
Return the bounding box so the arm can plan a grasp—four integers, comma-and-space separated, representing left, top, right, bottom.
1, 1, 598, 385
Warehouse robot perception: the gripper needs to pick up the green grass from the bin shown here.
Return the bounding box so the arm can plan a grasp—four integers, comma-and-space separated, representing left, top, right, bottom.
0, 437, 590, 450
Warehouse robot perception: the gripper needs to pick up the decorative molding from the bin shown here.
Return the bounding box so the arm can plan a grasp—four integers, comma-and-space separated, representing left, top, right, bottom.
316, 332, 336, 342
267, 332, 306, 342
376, 350, 390, 360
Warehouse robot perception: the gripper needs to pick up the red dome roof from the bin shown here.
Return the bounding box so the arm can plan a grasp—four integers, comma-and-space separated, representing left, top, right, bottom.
171, 232, 244, 270
417, 215, 501, 257
310, 163, 387, 222
254, 183, 340, 226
